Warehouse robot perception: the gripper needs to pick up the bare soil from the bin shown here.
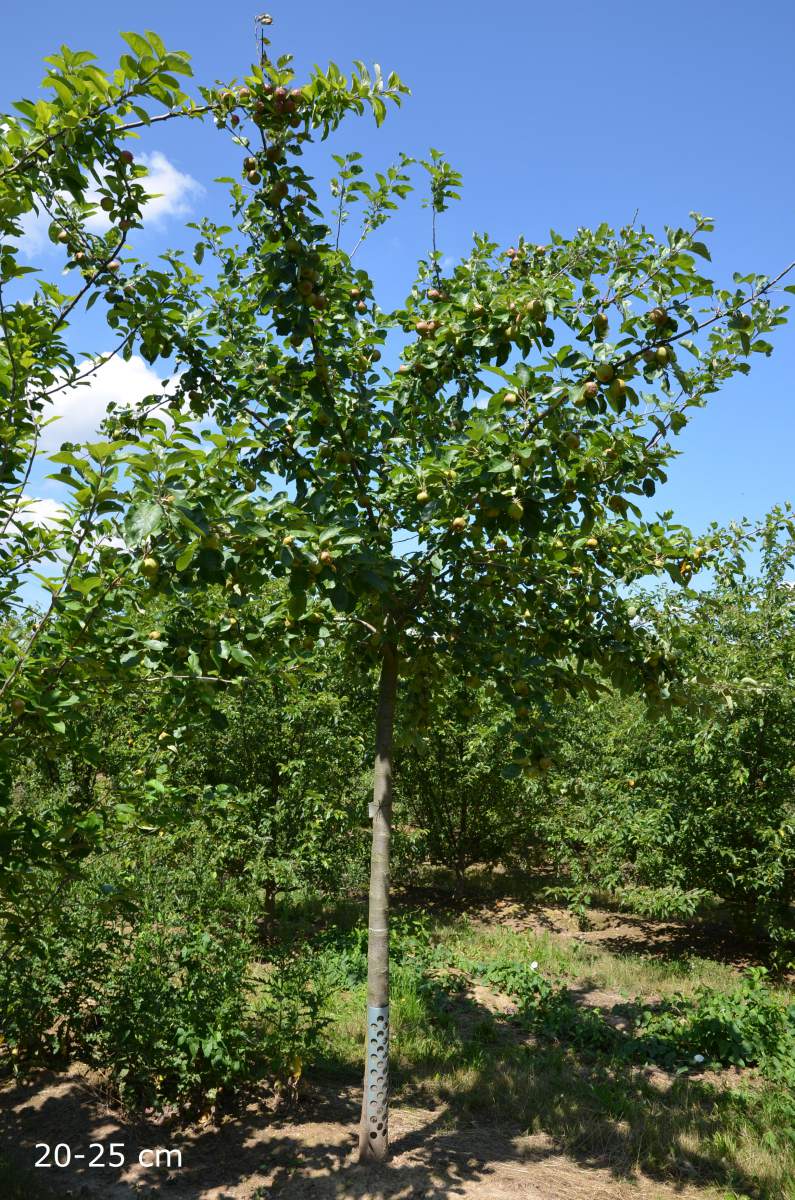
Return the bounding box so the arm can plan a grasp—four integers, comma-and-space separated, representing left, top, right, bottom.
0, 1069, 711, 1200
0, 902, 764, 1199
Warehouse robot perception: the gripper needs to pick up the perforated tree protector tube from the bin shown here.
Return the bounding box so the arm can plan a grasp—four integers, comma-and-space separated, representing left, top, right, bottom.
365, 1004, 389, 1152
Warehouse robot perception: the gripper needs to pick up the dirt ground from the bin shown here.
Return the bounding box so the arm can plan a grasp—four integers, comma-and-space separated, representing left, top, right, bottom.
0, 901, 767, 1199
0, 1069, 711, 1200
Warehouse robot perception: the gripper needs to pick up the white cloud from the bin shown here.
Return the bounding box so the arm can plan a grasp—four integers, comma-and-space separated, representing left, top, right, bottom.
86, 151, 202, 233
16, 497, 67, 528
17, 208, 49, 256
16, 152, 201, 254
39, 354, 170, 452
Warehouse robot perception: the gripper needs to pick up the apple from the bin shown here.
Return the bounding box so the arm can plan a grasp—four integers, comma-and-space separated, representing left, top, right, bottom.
320, 549, 333, 565
595, 363, 614, 383
527, 298, 546, 321
504, 391, 518, 404
10, 698, 25, 718
649, 307, 667, 326
451, 516, 467, 531
508, 500, 524, 520
120, 150, 134, 165
141, 557, 159, 579
247, 170, 261, 185
356, 301, 367, 313
100, 196, 114, 212
594, 312, 609, 335
147, 630, 162, 640
243, 156, 257, 171
397, 364, 410, 375
416, 489, 430, 504
656, 346, 674, 366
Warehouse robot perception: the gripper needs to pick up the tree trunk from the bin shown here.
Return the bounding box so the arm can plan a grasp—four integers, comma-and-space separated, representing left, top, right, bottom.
358, 644, 398, 1163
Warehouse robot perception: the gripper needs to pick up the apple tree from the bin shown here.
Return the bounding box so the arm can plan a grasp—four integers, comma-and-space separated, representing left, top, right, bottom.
100, 23, 793, 1160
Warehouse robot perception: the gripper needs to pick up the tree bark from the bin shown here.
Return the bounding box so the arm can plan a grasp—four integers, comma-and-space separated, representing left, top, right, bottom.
358, 644, 398, 1163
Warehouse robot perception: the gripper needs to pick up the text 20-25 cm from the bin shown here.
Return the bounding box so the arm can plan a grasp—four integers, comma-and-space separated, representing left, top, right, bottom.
36, 1143, 182, 1169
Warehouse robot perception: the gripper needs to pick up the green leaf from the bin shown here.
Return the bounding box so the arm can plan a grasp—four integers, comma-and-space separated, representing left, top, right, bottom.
123, 500, 163, 546
120, 31, 151, 58
175, 543, 198, 571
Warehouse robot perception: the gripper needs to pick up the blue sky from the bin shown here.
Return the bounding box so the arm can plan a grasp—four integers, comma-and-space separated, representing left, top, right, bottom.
3, 0, 794, 540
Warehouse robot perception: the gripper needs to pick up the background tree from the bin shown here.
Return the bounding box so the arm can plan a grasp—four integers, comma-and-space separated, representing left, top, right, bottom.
0, 31, 217, 905
539, 506, 795, 966
395, 677, 542, 884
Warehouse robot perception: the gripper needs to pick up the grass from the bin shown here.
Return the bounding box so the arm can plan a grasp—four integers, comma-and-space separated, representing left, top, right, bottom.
280, 900, 795, 1200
